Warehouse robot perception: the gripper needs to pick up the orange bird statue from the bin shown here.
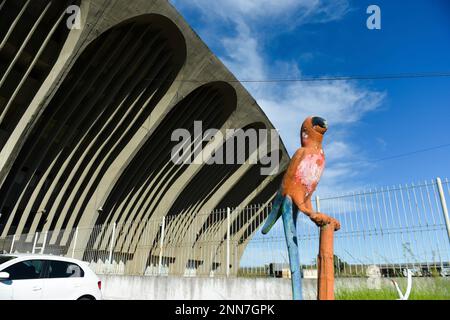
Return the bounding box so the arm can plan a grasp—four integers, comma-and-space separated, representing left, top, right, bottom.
262, 116, 340, 300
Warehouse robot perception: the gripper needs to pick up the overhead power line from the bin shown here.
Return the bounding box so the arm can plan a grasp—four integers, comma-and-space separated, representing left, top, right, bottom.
358, 143, 450, 165
165, 71, 450, 83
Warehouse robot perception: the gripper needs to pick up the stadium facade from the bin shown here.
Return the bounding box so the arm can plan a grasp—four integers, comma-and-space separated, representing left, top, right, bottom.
0, 0, 289, 275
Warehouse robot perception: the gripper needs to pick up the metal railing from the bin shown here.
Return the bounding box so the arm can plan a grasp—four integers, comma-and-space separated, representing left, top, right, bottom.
0, 177, 449, 279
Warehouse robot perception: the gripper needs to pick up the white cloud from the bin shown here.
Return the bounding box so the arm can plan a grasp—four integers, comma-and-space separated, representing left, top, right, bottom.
172, 0, 350, 27
325, 141, 352, 161
258, 80, 385, 152
221, 21, 266, 81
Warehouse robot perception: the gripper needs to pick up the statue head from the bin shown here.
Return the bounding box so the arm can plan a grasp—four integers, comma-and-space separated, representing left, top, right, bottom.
301, 116, 328, 147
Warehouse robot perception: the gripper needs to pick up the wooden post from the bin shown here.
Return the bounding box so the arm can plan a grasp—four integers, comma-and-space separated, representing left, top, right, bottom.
317, 222, 336, 300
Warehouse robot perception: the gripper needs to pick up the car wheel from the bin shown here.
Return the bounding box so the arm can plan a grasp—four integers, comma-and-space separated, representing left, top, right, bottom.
77, 295, 95, 300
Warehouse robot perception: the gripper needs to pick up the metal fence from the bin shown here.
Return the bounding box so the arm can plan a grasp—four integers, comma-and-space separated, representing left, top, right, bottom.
1, 177, 449, 279
242, 177, 450, 278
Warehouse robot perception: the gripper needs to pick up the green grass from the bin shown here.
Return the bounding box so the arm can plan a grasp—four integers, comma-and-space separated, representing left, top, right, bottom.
336, 278, 450, 300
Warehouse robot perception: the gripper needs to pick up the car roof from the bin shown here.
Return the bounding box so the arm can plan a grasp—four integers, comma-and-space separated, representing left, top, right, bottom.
0, 253, 87, 265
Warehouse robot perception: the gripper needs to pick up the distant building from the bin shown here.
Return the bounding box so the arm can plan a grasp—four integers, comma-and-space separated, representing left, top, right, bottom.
267, 263, 317, 279
267, 263, 291, 278
303, 269, 318, 279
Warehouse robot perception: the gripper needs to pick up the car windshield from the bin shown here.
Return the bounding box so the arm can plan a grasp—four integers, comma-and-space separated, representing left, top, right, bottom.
0, 255, 17, 265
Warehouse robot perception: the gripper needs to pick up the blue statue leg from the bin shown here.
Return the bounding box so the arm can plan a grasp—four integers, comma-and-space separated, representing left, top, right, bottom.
262, 191, 284, 235
282, 196, 303, 300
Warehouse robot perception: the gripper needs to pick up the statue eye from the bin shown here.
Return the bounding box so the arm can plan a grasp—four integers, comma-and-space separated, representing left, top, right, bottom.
312, 117, 327, 129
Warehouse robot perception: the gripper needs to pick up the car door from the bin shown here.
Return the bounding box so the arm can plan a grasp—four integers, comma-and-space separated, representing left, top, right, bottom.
0, 279, 13, 299
0, 256, 17, 299
0, 270, 13, 299
42, 260, 84, 300
2, 260, 45, 299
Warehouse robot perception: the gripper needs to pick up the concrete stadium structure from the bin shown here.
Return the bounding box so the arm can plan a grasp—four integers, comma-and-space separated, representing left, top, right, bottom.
0, 0, 289, 275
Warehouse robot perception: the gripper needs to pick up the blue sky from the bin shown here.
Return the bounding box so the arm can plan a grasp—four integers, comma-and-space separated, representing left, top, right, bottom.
169, 0, 450, 196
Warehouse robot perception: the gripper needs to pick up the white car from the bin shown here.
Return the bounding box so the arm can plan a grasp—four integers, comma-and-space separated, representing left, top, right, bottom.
0, 254, 102, 300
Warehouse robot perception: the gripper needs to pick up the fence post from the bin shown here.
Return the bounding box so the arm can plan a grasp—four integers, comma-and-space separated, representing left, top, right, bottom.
316, 196, 321, 239
9, 234, 15, 253
72, 227, 79, 258
32, 232, 39, 254
158, 216, 166, 275
108, 222, 116, 264
234, 240, 238, 277
40, 231, 48, 254
226, 207, 231, 278
436, 177, 450, 243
